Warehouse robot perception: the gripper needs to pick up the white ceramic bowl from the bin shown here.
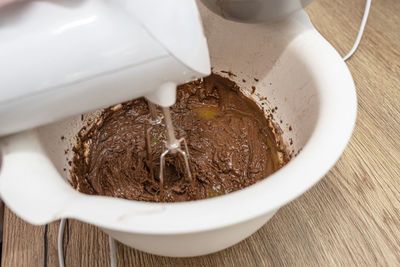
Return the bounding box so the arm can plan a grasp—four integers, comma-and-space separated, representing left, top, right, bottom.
0, 8, 356, 257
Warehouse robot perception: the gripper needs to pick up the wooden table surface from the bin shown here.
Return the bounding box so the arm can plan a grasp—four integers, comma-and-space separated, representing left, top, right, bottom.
2, 0, 400, 266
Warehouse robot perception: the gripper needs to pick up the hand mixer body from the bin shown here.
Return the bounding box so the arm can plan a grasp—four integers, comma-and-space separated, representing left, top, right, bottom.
0, 0, 210, 136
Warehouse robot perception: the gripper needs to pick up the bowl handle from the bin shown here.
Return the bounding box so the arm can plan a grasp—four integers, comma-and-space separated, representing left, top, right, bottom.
0, 130, 78, 225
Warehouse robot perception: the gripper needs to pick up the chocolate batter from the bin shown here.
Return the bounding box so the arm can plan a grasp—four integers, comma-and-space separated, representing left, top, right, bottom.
71, 74, 287, 202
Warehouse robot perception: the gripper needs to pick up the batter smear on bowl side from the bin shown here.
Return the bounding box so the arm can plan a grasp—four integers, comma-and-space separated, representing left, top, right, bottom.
71, 74, 288, 202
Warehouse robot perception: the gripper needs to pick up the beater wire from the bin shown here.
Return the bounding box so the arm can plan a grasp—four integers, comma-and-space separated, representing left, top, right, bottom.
56, 0, 371, 265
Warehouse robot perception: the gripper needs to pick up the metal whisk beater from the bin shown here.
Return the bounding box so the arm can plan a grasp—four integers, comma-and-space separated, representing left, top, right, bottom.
145, 100, 193, 190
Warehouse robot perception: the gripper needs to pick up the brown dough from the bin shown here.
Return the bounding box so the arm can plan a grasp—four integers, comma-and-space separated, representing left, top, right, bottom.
71, 74, 287, 202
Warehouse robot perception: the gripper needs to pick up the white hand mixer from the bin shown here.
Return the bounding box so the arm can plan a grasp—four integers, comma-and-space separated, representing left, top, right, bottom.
0, 0, 212, 182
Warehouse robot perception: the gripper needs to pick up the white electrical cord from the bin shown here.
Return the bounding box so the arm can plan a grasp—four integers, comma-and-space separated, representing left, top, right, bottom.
57, 218, 118, 267
55, 1, 371, 266
343, 0, 371, 61
109, 236, 118, 267
58, 218, 66, 267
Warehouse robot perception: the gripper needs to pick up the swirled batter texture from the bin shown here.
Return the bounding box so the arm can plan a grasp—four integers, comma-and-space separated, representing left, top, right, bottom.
71, 74, 287, 202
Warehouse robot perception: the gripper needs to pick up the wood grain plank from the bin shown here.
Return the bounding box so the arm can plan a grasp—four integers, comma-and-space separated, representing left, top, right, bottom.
62, 220, 110, 267
1, 0, 400, 266
1, 207, 45, 266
